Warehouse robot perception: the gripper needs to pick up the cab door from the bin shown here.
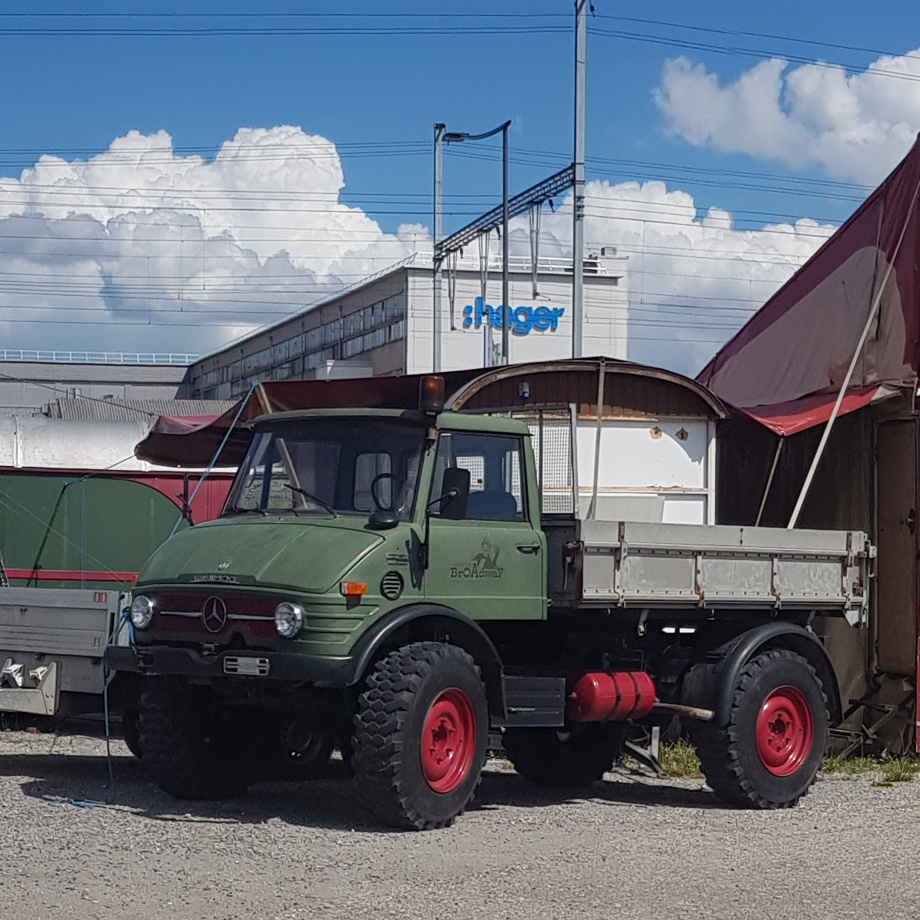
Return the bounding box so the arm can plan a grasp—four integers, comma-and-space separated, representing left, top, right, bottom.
425, 429, 546, 622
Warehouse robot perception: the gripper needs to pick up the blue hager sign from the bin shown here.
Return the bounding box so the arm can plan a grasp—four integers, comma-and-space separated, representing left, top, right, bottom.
462, 296, 565, 335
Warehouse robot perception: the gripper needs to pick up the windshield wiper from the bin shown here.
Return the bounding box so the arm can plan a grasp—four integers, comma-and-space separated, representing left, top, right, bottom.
282, 482, 338, 517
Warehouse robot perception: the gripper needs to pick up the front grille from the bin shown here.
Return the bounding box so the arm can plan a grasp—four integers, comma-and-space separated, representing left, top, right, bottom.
158, 591, 276, 617
155, 591, 277, 639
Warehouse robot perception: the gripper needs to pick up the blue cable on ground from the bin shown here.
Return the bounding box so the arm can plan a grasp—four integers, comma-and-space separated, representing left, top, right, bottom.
97, 606, 135, 805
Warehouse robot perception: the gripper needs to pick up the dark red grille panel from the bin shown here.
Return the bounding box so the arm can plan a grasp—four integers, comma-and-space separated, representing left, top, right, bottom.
157, 591, 276, 617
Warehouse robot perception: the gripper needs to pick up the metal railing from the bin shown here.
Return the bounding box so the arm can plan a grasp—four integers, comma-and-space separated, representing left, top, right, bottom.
0, 350, 198, 365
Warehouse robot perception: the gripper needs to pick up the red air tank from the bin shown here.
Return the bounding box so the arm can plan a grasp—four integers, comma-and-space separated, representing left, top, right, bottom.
566, 671, 656, 722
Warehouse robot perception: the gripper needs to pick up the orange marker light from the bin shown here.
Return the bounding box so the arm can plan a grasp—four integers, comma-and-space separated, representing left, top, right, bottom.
340, 581, 367, 597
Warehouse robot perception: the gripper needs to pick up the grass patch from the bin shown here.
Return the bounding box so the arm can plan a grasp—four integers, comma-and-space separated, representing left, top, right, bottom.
821, 755, 876, 777
872, 757, 920, 787
659, 739, 701, 777
822, 753, 919, 786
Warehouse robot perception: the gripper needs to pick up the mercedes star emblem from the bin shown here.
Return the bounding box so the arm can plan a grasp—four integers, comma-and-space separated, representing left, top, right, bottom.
201, 595, 228, 633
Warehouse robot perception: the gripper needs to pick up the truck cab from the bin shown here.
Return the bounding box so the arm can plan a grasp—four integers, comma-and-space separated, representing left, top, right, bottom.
124, 407, 546, 676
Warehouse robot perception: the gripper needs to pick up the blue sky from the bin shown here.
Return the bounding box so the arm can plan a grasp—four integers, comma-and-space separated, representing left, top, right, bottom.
2, 2, 920, 372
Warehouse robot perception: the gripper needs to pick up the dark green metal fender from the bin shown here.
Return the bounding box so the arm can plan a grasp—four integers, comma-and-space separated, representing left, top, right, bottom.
681, 622, 842, 727
345, 603, 505, 715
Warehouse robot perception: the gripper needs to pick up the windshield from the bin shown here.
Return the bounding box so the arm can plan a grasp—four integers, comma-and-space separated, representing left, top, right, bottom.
228, 416, 425, 519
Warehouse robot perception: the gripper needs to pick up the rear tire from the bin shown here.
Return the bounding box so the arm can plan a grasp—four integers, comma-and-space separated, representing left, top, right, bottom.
272, 718, 335, 781
503, 722, 625, 788
691, 648, 828, 809
138, 679, 251, 801
352, 642, 488, 830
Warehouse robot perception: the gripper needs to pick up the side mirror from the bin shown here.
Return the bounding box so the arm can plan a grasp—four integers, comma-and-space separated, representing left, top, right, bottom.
437, 467, 470, 520
368, 509, 399, 530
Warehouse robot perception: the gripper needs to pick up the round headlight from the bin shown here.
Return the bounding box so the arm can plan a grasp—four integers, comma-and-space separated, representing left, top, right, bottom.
274, 602, 304, 638
130, 594, 156, 629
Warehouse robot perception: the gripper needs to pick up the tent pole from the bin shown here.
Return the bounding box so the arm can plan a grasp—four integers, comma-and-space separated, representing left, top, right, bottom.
755, 437, 784, 527
587, 360, 606, 521
787, 182, 920, 528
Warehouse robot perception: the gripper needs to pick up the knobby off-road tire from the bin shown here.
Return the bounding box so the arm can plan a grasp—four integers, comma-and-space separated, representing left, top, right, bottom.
121, 708, 143, 760
352, 642, 488, 831
691, 648, 829, 809
503, 722, 625, 788
137, 678, 252, 801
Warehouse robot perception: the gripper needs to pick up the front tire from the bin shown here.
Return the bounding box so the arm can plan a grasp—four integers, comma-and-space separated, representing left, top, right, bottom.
691, 648, 828, 809
503, 722, 625, 788
352, 642, 488, 830
121, 708, 142, 760
138, 679, 252, 801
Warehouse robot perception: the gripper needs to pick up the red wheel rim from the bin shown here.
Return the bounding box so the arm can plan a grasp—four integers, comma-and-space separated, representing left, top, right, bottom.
756, 685, 813, 776
420, 688, 476, 793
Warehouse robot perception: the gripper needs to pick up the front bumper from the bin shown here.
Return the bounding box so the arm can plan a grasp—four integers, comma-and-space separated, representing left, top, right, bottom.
105, 644, 359, 688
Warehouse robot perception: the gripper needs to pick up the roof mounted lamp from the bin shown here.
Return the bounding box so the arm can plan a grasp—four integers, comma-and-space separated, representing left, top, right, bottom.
419, 375, 445, 415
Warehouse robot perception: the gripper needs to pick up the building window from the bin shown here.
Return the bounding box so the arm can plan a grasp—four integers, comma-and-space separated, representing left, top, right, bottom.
344, 311, 364, 337
342, 337, 364, 359
324, 319, 343, 345
304, 327, 323, 351
363, 328, 386, 351
384, 292, 406, 319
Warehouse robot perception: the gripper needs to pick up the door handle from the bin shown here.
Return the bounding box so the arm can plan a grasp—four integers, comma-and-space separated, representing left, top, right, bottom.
516, 543, 541, 554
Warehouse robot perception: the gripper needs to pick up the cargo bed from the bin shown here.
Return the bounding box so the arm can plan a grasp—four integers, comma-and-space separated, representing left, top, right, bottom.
569, 520, 872, 624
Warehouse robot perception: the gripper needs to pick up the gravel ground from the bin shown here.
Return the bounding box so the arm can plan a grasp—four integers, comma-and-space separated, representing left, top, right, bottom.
0, 725, 917, 920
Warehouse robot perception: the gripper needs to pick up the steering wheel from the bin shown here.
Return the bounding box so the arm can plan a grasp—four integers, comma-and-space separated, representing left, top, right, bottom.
370, 472, 404, 512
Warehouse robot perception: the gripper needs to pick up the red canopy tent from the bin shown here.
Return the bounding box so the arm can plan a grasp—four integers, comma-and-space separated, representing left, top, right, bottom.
697, 136, 920, 754
697, 134, 920, 430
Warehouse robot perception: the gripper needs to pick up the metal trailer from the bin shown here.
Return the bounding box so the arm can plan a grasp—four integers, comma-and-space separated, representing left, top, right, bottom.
0, 416, 235, 731
0, 587, 132, 720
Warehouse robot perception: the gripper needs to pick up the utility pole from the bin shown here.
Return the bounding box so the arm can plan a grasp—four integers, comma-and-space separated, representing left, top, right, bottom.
572, 0, 587, 358
501, 124, 510, 364
432, 123, 445, 372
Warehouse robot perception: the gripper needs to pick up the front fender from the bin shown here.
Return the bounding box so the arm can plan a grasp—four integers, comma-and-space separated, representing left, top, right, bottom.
345, 603, 505, 714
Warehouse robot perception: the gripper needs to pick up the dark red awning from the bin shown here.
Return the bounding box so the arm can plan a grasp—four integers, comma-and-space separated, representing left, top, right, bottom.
698, 135, 920, 432
733, 386, 895, 436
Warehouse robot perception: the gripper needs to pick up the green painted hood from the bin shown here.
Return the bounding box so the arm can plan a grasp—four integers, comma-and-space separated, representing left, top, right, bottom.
137, 515, 385, 593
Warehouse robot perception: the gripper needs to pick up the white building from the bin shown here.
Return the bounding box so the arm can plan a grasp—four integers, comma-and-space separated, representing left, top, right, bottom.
184, 250, 628, 399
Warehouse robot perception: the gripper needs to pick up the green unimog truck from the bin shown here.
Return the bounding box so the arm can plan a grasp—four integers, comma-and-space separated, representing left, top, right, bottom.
107, 360, 871, 829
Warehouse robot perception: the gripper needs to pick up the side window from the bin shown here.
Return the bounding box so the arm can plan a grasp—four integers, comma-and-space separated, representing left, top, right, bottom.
455, 455, 485, 492
432, 432, 525, 521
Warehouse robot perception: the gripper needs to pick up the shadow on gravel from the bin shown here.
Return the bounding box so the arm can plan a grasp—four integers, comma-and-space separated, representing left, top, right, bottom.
2, 738, 720, 833
473, 768, 719, 813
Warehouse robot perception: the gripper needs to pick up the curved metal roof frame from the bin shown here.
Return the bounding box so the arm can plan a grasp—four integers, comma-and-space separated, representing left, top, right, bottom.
446, 356, 729, 418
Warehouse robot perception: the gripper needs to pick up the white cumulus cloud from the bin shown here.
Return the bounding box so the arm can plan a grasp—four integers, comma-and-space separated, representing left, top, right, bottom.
0, 126, 420, 356
654, 48, 920, 183
496, 179, 835, 374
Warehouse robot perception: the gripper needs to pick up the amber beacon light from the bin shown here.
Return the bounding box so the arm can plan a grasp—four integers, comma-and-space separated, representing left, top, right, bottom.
419, 375, 445, 414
